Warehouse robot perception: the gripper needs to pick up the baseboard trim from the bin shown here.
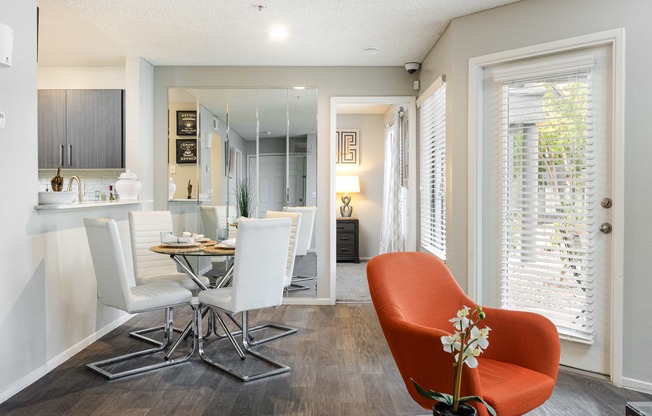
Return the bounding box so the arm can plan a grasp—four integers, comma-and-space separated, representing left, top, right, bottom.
560, 365, 652, 395
621, 376, 652, 395
0, 313, 133, 404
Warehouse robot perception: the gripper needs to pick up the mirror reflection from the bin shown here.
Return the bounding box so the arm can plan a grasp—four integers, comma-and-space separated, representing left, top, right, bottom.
167, 87, 318, 299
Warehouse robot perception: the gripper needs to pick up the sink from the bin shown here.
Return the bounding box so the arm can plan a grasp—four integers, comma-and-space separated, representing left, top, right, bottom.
38, 191, 77, 205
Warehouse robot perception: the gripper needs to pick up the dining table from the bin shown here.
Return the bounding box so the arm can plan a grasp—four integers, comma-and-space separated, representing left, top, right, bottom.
149, 239, 240, 359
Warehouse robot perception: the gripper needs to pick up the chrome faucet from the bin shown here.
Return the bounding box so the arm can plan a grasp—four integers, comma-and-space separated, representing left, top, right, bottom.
67, 176, 83, 203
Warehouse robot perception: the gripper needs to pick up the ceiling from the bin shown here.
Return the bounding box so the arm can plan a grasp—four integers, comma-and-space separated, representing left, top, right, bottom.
37, 0, 522, 67
36, 0, 522, 141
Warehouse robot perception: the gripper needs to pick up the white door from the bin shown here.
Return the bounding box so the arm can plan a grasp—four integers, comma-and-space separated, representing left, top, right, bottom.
250, 154, 306, 214
481, 45, 613, 375
288, 155, 307, 206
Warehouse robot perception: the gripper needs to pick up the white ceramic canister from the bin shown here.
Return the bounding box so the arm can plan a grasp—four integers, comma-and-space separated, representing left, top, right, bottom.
115, 169, 142, 200
168, 177, 176, 199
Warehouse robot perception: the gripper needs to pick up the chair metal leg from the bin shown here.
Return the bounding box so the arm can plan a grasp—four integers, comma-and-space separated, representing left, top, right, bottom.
198, 309, 291, 382
129, 308, 183, 346
87, 306, 196, 380
286, 283, 311, 292
207, 309, 297, 346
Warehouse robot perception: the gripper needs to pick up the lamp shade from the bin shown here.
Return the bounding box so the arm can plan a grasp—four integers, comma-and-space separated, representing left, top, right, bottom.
336, 175, 360, 194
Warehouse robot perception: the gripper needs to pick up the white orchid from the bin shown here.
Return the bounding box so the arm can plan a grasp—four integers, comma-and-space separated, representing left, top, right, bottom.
413, 306, 496, 416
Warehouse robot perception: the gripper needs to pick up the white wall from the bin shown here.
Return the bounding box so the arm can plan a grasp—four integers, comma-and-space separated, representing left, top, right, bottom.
0, 1, 138, 401
336, 114, 385, 259
419, 0, 652, 390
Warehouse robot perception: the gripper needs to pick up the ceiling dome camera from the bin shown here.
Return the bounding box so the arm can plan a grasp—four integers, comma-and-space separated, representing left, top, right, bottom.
405, 62, 420, 74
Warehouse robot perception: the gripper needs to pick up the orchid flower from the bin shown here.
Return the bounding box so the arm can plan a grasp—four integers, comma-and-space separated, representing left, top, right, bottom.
412, 306, 496, 416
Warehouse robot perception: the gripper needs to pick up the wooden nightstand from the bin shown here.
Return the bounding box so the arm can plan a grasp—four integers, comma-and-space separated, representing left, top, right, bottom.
336, 218, 360, 263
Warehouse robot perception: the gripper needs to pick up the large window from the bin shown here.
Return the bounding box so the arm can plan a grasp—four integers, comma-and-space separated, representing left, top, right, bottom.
418, 77, 446, 259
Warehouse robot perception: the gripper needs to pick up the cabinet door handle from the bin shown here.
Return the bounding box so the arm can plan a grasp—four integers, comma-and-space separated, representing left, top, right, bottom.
340, 237, 350, 241
341, 248, 350, 252
68, 144, 72, 166
59, 144, 64, 166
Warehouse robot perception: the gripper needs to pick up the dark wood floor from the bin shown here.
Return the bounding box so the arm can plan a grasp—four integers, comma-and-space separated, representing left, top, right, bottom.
0, 304, 650, 416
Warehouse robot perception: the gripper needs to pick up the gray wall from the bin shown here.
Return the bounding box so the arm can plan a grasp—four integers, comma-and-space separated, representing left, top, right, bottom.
419, 0, 652, 388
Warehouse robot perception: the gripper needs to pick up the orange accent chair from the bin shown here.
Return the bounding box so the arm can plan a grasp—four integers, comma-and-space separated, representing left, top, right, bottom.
367, 252, 560, 416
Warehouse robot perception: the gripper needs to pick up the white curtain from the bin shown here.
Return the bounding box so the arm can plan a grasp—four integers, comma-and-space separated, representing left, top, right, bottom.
379, 118, 403, 254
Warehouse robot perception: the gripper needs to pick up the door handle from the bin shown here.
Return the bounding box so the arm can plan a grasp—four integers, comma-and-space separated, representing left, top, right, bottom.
599, 223, 612, 234
59, 144, 64, 166
68, 144, 72, 166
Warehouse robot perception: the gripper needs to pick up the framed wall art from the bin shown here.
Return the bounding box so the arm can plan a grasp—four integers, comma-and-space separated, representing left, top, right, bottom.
176, 110, 197, 136
336, 129, 360, 165
176, 139, 197, 164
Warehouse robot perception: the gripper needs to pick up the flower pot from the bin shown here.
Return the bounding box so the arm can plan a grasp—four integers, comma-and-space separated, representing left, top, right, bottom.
433, 402, 477, 416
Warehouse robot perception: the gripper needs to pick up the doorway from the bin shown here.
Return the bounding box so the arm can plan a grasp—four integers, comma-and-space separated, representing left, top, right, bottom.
329, 97, 417, 303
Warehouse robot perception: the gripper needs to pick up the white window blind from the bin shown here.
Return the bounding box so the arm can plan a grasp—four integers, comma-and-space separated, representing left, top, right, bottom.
498, 67, 596, 344
419, 78, 446, 259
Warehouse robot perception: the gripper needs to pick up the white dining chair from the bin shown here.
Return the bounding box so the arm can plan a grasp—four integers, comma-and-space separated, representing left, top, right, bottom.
199, 205, 237, 240
84, 217, 195, 379
197, 217, 292, 381
128, 210, 209, 345
284, 205, 317, 288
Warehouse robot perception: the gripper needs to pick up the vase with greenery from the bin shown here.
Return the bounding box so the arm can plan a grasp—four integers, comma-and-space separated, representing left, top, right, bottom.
234, 178, 254, 218
412, 306, 496, 416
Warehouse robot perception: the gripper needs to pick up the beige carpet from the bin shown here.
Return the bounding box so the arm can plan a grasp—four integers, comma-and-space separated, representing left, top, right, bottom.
336, 260, 371, 303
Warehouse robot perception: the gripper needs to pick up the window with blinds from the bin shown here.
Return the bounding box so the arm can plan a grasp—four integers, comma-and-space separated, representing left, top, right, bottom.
497, 67, 596, 343
418, 78, 446, 259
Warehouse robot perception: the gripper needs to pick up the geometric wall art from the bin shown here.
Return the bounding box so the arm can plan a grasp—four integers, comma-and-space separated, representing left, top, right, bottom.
336, 129, 360, 165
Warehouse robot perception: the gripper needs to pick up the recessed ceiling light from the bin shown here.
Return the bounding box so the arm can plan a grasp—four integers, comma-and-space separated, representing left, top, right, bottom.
363, 47, 379, 55
269, 26, 288, 41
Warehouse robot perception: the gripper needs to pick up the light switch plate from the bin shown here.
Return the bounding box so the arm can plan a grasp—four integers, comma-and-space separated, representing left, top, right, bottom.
0, 111, 5, 128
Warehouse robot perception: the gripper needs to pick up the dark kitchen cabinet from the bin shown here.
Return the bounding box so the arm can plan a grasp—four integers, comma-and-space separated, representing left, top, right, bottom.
38, 89, 124, 169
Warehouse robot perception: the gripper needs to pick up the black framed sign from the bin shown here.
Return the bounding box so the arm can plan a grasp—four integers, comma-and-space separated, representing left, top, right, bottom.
176, 139, 197, 164
176, 111, 197, 136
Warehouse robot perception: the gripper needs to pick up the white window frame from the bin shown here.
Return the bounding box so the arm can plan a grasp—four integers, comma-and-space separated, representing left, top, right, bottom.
468, 29, 624, 385
418, 76, 447, 259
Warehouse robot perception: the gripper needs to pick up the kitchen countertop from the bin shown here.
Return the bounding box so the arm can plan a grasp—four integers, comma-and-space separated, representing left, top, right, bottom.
35, 199, 151, 213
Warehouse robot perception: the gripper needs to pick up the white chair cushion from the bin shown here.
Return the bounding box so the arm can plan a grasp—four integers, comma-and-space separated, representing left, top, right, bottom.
138, 272, 210, 290
198, 287, 233, 310
129, 282, 193, 313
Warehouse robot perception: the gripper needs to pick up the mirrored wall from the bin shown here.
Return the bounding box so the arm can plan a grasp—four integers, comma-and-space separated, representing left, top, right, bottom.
167, 87, 318, 298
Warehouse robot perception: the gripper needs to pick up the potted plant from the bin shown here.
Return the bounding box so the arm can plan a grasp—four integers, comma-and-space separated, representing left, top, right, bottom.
234, 178, 254, 218
412, 306, 496, 416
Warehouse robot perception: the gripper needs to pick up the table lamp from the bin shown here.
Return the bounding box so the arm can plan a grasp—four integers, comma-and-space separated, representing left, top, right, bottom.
336, 175, 360, 218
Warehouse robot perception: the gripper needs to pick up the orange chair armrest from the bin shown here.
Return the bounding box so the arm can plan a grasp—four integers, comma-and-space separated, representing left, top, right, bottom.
479, 306, 560, 380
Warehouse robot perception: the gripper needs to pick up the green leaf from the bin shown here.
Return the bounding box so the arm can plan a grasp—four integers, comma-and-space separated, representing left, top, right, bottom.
411, 379, 453, 405
458, 395, 497, 416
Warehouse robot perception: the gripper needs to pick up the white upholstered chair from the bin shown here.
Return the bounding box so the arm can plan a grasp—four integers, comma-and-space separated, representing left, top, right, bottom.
84, 218, 195, 379
265, 210, 301, 291
128, 210, 209, 345
199, 205, 237, 240
284, 205, 317, 287
129, 210, 210, 290
197, 217, 292, 381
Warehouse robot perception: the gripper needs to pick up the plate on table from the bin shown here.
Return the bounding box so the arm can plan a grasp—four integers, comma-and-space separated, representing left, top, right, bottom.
160, 242, 202, 248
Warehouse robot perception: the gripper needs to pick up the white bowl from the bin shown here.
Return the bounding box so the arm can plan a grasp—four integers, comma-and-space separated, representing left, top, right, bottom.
38, 191, 77, 205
